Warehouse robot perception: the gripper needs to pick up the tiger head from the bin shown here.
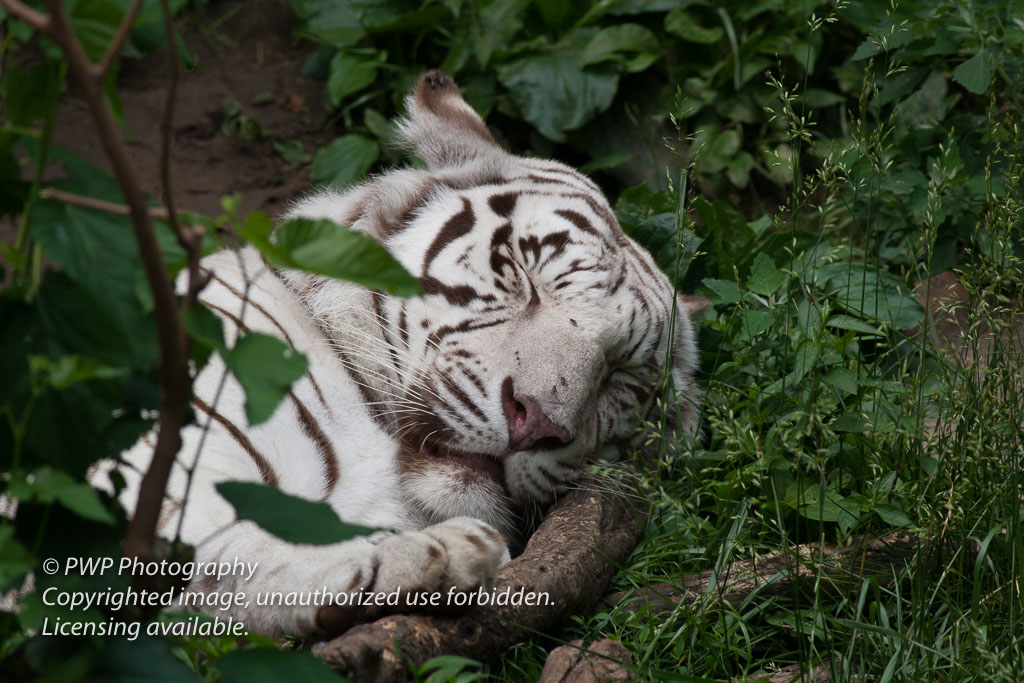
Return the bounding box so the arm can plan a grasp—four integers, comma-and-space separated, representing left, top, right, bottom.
292, 72, 701, 535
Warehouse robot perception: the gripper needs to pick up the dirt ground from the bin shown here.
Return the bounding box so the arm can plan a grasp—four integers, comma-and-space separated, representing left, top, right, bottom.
50, 0, 333, 221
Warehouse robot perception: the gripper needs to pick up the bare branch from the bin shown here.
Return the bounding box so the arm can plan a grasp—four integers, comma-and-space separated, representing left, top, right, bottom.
0, 0, 50, 32
94, 0, 144, 78
38, 187, 173, 219
34, 0, 193, 572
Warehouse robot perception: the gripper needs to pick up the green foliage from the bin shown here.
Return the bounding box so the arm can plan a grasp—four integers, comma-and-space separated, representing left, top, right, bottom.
216, 482, 376, 545
310, 134, 380, 188
239, 214, 421, 296
411, 655, 485, 683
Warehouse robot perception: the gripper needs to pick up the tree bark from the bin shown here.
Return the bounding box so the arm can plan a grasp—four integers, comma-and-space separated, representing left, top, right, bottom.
601, 529, 919, 616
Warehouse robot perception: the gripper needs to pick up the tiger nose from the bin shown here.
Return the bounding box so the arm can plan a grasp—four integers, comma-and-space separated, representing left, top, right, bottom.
501, 377, 572, 452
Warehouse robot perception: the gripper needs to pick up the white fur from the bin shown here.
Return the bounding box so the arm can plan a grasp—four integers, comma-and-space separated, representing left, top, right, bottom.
94, 73, 700, 639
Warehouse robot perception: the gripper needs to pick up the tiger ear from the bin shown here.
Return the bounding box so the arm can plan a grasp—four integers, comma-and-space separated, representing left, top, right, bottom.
397, 70, 503, 169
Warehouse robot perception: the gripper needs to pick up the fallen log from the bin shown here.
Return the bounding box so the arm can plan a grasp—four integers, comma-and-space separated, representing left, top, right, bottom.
316, 479, 646, 681
602, 529, 919, 617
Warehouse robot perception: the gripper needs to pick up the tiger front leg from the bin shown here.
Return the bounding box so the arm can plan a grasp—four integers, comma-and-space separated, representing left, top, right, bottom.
314, 517, 510, 638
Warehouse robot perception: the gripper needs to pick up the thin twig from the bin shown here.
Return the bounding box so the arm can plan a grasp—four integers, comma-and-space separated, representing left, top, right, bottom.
157, 0, 205, 306
0, 0, 51, 32
38, 187, 173, 219
94, 0, 143, 78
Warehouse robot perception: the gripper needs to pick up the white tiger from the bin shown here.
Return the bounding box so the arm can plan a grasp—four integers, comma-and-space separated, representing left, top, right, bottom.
96, 71, 702, 639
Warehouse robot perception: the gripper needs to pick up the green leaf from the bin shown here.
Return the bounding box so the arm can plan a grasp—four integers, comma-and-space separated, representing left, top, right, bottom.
273, 139, 309, 165
580, 23, 659, 69
216, 482, 375, 545
791, 339, 821, 383
851, 38, 881, 61
182, 304, 227, 370
289, 0, 404, 48
420, 655, 483, 683
28, 354, 127, 390
497, 34, 619, 142
262, 218, 421, 296
747, 253, 786, 296
326, 52, 380, 108
795, 489, 848, 522
701, 278, 741, 305
31, 199, 160, 369
826, 315, 883, 337
833, 412, 868, 433
823, 367, 859, 395
665, 9, 723, 44
311, 134, 380, 188
222, 333, 308, 425
874, 503, 912, 528
952, 49, 990, 95
739, 309, 773, 338
182, 305, 226, 351
8, 467, 115, 524
0, 524, 35, 590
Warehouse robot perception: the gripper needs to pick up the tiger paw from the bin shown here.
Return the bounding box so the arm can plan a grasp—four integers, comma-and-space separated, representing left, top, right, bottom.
373, 517, 509, 600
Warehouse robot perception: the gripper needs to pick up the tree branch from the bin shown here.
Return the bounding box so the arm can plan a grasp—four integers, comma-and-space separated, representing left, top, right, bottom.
23, 0, 196, 574
316, 480, 647, 682
38, 187, 173, 219
0, 0, 50, 32
94, 0, 143, 78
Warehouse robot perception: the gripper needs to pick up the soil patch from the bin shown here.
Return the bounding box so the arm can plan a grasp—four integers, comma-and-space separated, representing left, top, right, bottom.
50, 0, 331, 221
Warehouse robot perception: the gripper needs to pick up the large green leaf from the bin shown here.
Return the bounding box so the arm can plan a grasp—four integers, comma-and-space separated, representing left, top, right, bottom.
580, 24, 659, 71
747, 253, 786, 297
952, 49, 991, 95
216, 481, 375, 545
497, 32, 619, 142
311, 134, 380, 188
327, 52, 380, 108
241, 216, 422, 296
69, 0, 123, 64
31, 201, 159, 369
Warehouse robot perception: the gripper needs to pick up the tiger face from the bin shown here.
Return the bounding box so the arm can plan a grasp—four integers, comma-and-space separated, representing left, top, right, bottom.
291, 72, 700, 535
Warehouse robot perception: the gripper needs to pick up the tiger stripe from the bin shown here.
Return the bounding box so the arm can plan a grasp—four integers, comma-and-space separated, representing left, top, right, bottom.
192, 396, 280, 487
